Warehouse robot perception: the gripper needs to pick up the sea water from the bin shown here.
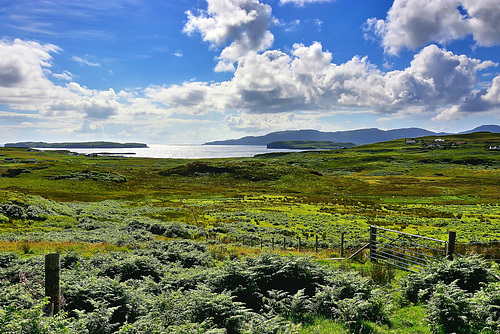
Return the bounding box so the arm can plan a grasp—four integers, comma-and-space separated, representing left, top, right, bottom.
36, 144, 304, 159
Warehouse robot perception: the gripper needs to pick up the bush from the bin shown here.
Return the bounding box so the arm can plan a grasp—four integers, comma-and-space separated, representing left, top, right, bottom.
138, 240, 213, 268
99, 255, 163, 281
62, 274, 143, 326
0, 298, 77, 334
310, 271, 386, 328
471, 282, 500, 332
426, 281, 473, 334
208, 253, 327, 311
401, 256, 493, 303
264, 289, 313, 322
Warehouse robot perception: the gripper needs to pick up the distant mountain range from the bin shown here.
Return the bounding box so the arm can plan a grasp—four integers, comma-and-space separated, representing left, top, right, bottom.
205, 125, 500, 146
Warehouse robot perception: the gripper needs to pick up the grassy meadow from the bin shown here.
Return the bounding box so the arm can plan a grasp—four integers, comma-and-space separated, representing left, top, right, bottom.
0, 132, 499, 333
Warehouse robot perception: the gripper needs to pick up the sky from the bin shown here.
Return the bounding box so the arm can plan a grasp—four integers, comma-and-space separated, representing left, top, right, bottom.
1, 0, 500, 144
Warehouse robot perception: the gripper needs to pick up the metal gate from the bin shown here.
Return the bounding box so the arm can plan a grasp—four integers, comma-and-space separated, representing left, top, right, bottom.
369, 225, 455, 272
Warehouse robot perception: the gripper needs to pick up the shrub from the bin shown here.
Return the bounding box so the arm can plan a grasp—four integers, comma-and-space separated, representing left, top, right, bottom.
426, 281, 473, 334
208, 253, 327, 311
310, 271, 385, 326
63, 274, 144, 326
139, 240, 213, 268
0, 252, 18, 268
99, 255, 163, 281
471, 282, 500, 332
337, 292, 385, 330
401, 256, 493, 303
264, 289, 313, 322
0, 204, 26, 219
0, 298, 77, 334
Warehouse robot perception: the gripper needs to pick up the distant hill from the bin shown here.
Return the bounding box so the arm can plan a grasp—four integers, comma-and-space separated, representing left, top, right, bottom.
4, 141, 148, 149
459, 125, 500, 134
206, 125, 500, 146
205, 127, 448, 146
267, 141, 356, 150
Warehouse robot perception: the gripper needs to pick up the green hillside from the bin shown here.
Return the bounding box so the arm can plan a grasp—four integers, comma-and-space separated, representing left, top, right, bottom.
0, 132, 498, 333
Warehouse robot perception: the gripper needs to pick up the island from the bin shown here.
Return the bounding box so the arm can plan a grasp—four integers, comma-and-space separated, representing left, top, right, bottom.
4, 141, 148, 149
267, 140, 356, 150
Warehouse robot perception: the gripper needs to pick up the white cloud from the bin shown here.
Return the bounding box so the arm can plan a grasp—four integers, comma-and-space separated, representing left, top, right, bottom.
72, 55, 101, 67
143, 42, 498, 125
0, 39, 122, 122
53, 70, 74, 81
144, 81, 237, 115
225, 112, 295, 131
183, 0, 274, 70
279, 0, 335, 6
365, 0, 500, 55
0, 38, 59, 87
1, 36, 498, 140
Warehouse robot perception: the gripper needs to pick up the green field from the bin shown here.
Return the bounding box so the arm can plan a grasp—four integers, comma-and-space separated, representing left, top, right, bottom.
0, 132, 499, 333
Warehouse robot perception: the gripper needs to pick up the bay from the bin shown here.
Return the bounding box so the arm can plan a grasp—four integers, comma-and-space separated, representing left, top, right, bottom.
36, 144, 304, 159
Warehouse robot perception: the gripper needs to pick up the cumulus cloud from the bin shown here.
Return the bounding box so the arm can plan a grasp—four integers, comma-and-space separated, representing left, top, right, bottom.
434, 73, 500, 121
365, 0, 500, 54
0, 38, 59, 88
144, 42, 498, 123
0, 39, 120, 121
145, 81, 236, 115
2, 36, 498, 139
183, 0, 274, 70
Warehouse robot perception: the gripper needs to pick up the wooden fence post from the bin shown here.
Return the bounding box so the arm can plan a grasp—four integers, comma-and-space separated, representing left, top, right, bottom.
446, 231, 456, 260
272, 237, 274, 250
45, 253, 60, 315
283, 237, 286, 250
260, 238, 263, 250
298, 237, 301, 252
341, 232, 345, 258
315, 235, 318, 253
369, 226, 377, 262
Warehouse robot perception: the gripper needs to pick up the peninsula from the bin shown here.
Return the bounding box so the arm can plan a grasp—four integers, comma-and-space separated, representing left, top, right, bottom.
4, 141, 148, 149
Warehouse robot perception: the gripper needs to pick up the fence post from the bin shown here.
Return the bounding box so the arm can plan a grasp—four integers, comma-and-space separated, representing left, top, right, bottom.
315, 235, 318, 253
446, 231, 456, 260
260, 238, 263, 250
272, 237, 274, 250
341, 232, 345, 258
283, 237, 286, 250
298, 237, 301, 252
369, 226, 377, 262
45, 253, 60, 315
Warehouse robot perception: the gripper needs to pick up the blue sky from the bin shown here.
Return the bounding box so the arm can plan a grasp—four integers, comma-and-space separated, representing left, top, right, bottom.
1, 0, 500, 144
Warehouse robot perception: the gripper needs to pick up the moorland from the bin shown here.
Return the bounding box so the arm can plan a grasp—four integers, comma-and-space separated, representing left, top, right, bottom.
0, 131, 499, 333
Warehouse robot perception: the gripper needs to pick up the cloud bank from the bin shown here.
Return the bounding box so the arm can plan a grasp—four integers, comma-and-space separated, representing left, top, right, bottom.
147, 42, 499, 122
